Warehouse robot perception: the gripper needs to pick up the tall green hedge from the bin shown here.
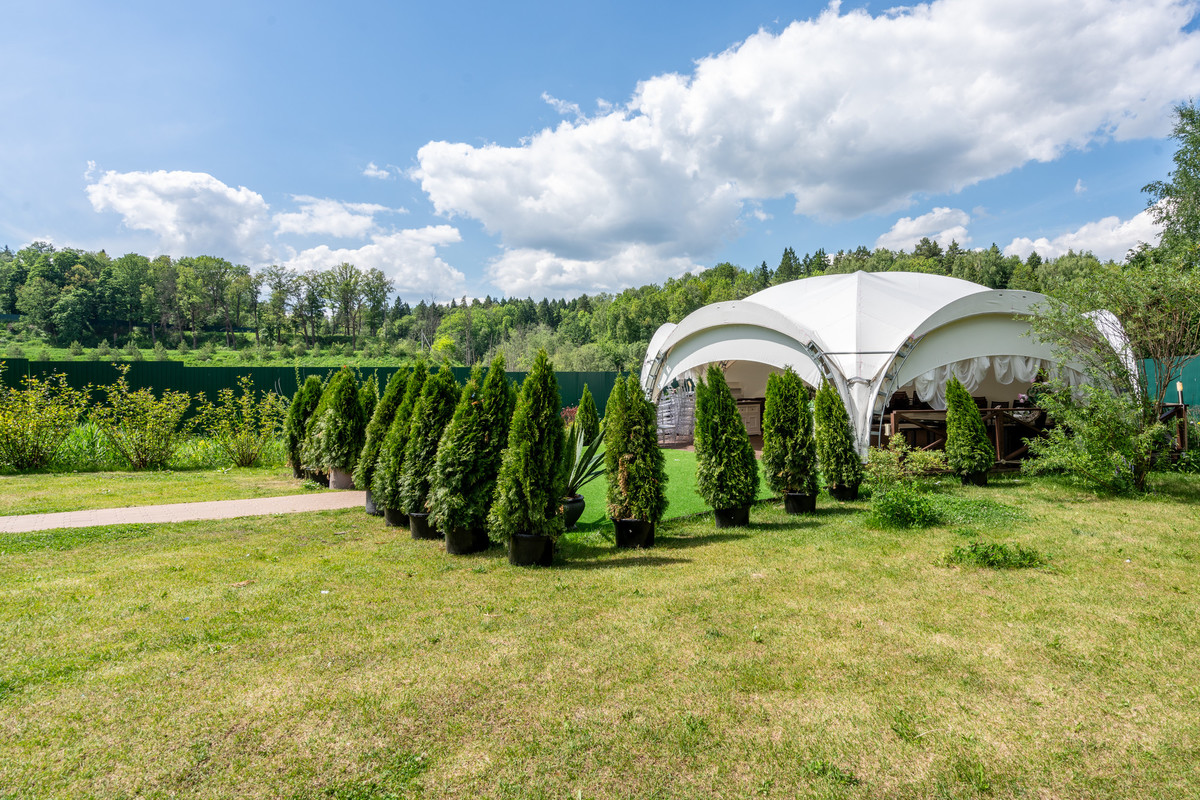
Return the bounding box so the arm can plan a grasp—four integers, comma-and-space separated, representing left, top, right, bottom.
694, 364, 758, 510
814, 380, 863, 491
370, 361, 428, 511
945, 376, 995, 475
604, 375, 668, 522
397, 366, 460, 514
488, 350, 566, 543
762, 367, 817, 496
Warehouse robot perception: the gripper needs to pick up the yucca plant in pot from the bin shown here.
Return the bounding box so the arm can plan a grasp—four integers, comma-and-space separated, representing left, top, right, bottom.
604, 375, 668, 547
371, 361, 428, 526
488, 349, 566, 566
762, 367, 818, 513
694, 364, 758, 527
396, 365, 459, 540
945, 375, 995, 486
561, 384, 602, 529
815, 379, 863, 501
354, 368, 409, 514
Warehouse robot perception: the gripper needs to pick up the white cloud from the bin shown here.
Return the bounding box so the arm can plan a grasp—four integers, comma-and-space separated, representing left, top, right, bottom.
875, 207, 972, 251
273, 195, 402, 238
487, 244, 702, 299
542, 92, 583, 119
414, 0, 1200, 295
286, 225, 466, 300
86, 169, 274, 263
363, 162, 391, 179
1074, 179, 1087, 194
1004, 207, 1161, 261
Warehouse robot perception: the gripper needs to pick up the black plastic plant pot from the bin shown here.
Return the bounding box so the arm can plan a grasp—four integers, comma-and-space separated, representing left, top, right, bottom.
383, 507, 408, 527
562, 495, 586, 530
961, 470, 989, 487
364, 489, 382, 516
828, 484, 859, 502
508, 533, 554, 566
445, 526, 489, 555
614, 518, 654, 549
784, 492, 817, 514
714, 505, 751, 528
409, 512, 441, 540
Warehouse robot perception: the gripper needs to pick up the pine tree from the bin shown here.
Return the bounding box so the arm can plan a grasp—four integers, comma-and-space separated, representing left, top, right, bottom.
370, 360, 428, 512
488, 350, 566, 544
694, 364, 758, 512
762, 367, 817, 497
814, 380, 863, 496
353, 367, 408, 492
944, 376, 995, 481
397, 366, 460, 514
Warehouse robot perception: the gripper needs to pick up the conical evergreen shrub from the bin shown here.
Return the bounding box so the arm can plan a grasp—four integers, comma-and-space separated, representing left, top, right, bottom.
371, 361, 428, 512
605, 376, 668, 522
300, 366, 366, 473
576, 384, 600, 443
945, 376, 995, 480
352, 368, 409, 492
285, 375, 323, 477
358, 373, 378, 429
694, 364, 758, 512
762, 367, 818, 497
397, 366, 460, 514
488, 350, 566, 544
814, 380, 863, 495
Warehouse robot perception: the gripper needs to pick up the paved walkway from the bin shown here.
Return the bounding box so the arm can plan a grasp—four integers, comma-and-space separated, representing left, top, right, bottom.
0, 491, 366, 533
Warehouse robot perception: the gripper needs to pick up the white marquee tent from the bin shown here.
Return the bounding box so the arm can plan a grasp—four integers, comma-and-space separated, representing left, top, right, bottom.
640, 271, 1093, 454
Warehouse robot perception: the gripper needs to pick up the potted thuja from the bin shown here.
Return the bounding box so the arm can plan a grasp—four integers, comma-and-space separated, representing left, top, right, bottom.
561, 383, 603, 530
604, 375, 668, 547
300, 366, 366, 489
762, 367, 818, 513
815, 379, 863, 501
353, 368, 410, 515
371, 361, 428, 527
945, 376, 995, 486
695, 364, 758, 527
429, 356, 517, 554
488, 350, 566, 566
397, 366, 460, 540
285, 374, 324, 479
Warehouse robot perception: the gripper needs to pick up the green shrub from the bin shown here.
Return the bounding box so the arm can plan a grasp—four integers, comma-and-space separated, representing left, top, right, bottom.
51, 420, 123, 471
68, 341, 83, 357
195, 342, 215, 362
124, 340, 143, 361
0, 368, 89, 470
152, 341, 169, 361
371, 362, 429, 511
488, 350, 566, 543
359, 372, 379, 426
870, 482, 943, 528
85, 347, 100, 361
301, 366, 366, 473
604, 375, 668, 522
865, 436, 947, 489
397, 366, 460, 514
285, 375, 324, 475
7, 344, 25, 359
945, 376, 995, 477
694, 364, 758, 510
576, 384, 600, 443
196, 375, 287, 467
91, 364, 194, 470
353, 368, 410, 493
814, 380, 863, 492
761, 367, 817, 496
278, 344, 294, 359
176, 339, 190, 355
944, 541, 1047, 569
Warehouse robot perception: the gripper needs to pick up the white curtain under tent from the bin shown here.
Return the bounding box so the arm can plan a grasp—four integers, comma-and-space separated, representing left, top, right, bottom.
907, 355, 1086, 410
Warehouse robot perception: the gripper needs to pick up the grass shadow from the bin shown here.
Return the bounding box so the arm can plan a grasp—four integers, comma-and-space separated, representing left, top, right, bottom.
556, 552, 693, 570
655, 530, 752, 549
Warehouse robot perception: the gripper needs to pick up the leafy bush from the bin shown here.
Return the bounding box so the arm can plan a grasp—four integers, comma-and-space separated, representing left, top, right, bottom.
285, 375, 324, 475
604, 375, 668, 521
488, 350, 567, 543
353, 368, 409, 493
944, 540, 1047, 569
397, 366, 460, 514
694, 364, 758, 510
196, 375, 287, 467
0, 367, 89, 470
870, 482, 943, 528
68, 341, 83, 357
761, 367, 817, 495
945, 376, 995, 476
865, 436, 947, 489
371, 362, 429, 511
814, 380, 863, 492
91, 364, 194, 469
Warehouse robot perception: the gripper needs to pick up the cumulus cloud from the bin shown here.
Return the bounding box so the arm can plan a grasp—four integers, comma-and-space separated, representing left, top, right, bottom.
363, 161, 392, 179
87, 169, 274, 263
875, 207, 972, 251
1004, 206, 1162, 261
414, 0, 1200, 295
1074, 179, 1087, 194
488, 244, 702, 299
273, 196, 402, 238
286, 225, 466, 300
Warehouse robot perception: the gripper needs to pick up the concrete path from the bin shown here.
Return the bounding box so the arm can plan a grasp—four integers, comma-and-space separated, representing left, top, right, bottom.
0, 491, 366, 533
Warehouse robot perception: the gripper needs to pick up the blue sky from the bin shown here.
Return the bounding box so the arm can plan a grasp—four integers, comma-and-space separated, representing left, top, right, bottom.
2, 0, 1198, 301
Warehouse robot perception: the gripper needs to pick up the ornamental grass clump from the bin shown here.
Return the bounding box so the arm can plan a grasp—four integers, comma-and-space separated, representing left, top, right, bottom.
353, 369, 409, 496
0, 367, 89, 471
694, 364, 758, 522
761, 367, 817, 509
397, 366, 460, 516
815, 380, 863, 499
429, 356, 517, 538
604, 375, 668, 525
945, 376, 995, 485
285, 375, 324, 478
196, 375, 287, 468
92, 364, 194, 470
371, 361, 429, 514
488, 350, 567, 550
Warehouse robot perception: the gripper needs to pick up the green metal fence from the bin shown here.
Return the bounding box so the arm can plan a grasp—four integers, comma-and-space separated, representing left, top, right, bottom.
0, 359, 625, 416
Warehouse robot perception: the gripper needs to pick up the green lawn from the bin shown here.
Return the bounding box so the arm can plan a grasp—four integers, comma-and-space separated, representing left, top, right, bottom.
2, 474, 1198, 798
